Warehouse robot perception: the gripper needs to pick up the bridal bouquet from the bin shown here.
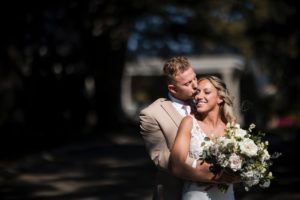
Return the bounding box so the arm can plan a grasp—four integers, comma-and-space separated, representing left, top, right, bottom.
200, 122, 281, 192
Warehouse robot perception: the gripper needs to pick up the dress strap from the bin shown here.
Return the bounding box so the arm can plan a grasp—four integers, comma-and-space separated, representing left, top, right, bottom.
191, 115, 196, 129
189, 115, 200, 131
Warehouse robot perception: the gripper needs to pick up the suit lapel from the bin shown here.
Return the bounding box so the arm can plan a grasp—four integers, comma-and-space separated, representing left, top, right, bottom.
160, 99, 182, 127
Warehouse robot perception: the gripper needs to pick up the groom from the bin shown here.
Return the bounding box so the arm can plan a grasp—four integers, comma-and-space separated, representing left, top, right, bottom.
139, 56, 214, 200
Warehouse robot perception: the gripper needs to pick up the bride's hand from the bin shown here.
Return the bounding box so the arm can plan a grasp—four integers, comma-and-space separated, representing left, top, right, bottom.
195, 161, 241, 184
213, 169, 241, 184
195, 160, 211, 172
195, 161, 221, 183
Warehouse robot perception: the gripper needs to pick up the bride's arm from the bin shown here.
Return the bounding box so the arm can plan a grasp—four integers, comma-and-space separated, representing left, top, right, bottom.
169, 116, 217, 183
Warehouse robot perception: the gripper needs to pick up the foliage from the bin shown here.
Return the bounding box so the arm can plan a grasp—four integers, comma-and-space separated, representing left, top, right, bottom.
0, 0, 299, 148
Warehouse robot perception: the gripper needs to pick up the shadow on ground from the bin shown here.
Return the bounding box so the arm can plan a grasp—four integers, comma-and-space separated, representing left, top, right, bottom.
0, 130, 155, 200
0, 126, 300, 200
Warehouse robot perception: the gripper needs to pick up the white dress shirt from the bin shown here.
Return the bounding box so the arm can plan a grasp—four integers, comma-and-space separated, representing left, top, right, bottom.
168, 93, 191, 116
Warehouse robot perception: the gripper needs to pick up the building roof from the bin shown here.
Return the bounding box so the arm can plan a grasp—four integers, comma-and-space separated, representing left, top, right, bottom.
124, 54, 245, 76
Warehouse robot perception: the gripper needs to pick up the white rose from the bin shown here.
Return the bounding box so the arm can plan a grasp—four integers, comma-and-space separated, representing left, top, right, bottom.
234, 123, 241, 129
229, 153, 242, 171
235, 128, 247, 138
239, 138, 258, 157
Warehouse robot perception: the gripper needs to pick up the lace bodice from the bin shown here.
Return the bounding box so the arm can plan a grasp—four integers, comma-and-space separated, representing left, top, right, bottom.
188, 115, 208, 159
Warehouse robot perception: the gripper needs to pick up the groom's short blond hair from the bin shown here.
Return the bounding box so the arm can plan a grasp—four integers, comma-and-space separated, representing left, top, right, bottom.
163, 56, 191, 84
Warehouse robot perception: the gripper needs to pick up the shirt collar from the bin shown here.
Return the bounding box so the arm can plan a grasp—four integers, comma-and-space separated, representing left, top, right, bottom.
168, 93, 186, 106
168, 93, 192, 116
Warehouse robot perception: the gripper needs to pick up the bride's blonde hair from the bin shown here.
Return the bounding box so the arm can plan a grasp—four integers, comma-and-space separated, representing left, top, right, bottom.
198, 76, 236, 123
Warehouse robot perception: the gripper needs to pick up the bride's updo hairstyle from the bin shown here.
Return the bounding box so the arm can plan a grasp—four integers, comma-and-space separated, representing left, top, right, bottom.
197, 76, 236, 123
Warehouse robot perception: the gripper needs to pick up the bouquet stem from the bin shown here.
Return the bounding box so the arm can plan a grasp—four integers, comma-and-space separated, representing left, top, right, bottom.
217, 184, 229, 193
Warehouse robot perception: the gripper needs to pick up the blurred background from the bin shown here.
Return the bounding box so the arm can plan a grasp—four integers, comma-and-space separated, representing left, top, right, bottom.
0, 0, 299, 199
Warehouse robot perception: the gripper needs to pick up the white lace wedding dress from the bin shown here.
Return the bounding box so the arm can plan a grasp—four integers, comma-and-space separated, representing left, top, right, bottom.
182, 115, 235, 200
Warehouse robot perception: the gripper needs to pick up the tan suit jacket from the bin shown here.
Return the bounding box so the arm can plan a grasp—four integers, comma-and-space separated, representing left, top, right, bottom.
139, 98, 194, 200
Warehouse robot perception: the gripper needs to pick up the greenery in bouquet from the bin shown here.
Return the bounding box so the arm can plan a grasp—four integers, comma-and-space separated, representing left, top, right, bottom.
199, 122, 281, 191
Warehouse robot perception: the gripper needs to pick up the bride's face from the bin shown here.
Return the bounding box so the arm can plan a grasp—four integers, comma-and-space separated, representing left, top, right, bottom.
194, 79, 222, 113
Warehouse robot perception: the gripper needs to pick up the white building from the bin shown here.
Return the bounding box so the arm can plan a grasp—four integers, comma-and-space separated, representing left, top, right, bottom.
121, 54, 245, 124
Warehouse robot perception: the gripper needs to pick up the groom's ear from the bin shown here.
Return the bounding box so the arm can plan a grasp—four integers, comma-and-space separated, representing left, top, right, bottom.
168, 84, 177, 94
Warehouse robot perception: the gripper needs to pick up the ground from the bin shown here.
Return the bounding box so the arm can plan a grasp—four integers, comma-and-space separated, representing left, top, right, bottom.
0, 128, 299, 200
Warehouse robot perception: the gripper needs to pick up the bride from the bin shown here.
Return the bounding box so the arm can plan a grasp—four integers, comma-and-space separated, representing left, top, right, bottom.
170, 76, 238, 200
